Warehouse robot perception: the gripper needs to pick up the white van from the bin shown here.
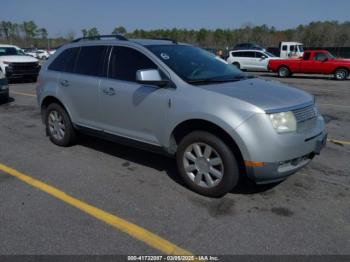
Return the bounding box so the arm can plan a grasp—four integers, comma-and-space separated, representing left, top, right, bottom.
279, 42, 304, 59
226, 50, 280, 71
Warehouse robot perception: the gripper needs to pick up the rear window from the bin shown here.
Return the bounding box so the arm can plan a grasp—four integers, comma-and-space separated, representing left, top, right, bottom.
48, 47, 79, 73
75, 46, 109, 77
303, 52, 311, 60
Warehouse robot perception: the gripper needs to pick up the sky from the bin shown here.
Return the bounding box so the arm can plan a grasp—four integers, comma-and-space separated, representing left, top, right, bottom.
2, 0, 350, 37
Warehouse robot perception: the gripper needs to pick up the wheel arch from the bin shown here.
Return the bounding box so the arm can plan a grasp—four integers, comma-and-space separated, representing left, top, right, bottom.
277, 64, 291, 71
170, 119, 247, 175
333, 66, 349, 75
40, 96, 72, 124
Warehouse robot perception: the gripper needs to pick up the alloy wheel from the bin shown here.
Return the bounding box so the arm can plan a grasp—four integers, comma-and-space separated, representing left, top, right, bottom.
183, 142, 224, 188
48, 110, 65, 141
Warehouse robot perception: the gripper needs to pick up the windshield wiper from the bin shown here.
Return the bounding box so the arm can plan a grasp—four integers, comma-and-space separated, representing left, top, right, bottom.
188, 75, 252, 85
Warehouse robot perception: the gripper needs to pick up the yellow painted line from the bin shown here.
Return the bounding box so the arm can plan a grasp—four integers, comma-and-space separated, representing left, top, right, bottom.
0, 163, 193, 256
328, 138, 350, 145
11, 91, 36, 97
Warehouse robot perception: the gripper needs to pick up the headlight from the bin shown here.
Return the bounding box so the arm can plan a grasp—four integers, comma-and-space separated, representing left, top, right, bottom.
268, 111, 297, 133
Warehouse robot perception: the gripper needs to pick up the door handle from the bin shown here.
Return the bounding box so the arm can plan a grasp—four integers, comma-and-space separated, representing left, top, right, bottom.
102, 87, 116, 96
60, 79, 69, 87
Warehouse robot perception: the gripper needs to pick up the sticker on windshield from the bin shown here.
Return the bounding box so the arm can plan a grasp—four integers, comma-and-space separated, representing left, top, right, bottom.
160, 53, 170, 60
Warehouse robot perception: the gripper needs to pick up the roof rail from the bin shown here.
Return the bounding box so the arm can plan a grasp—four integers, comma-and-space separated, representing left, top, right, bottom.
71, 34, 128, 43
147, 37, 178, 44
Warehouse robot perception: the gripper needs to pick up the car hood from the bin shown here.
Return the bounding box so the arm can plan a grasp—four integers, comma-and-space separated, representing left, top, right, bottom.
200, 77, 314, 112
0, 55, 38, 63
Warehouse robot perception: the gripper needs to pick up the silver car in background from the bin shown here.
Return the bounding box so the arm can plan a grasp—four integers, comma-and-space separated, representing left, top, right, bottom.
36, 35, 327, 197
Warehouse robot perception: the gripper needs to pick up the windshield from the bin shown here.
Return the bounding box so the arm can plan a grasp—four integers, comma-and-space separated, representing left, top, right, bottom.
0, 47, 23, 56
146, 45, 246, 84
298, 45, 304, 52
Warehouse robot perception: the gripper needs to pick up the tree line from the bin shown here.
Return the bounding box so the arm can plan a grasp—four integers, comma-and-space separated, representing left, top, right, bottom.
1, 20, 350, 49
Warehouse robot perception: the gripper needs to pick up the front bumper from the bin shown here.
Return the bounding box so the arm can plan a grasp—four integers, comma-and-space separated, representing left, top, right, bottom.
246, 131, 327, 184
233, 111, 327, 184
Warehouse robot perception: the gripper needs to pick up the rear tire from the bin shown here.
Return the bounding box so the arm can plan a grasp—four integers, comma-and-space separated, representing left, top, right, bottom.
278, 66, 291, 78
45, 103, 76, 147
176, 131, 239, 197
334, 68, 348, 80
232, 62, 241, 69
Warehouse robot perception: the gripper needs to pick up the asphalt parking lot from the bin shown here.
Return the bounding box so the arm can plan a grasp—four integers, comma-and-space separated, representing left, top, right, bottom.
0, 73, 349, 257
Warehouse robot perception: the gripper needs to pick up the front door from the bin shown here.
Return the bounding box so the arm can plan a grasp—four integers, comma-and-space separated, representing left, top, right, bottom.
99, 46, 169, 145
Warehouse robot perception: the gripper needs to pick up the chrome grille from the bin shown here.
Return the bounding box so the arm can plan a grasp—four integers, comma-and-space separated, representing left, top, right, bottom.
292, 105, 317, 123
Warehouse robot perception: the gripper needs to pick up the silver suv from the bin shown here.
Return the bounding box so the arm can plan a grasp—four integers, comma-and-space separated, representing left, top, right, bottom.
37, 35, 327, 197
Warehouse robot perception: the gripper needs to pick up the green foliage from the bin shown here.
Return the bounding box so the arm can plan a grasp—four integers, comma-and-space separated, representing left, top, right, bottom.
1, 20, 350, 49
81, 27, 99, 37
112, 26, 127, 35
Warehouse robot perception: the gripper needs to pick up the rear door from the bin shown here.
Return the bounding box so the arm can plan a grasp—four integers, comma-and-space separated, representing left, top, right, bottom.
99, 45, 169, 145
237, 51, 256, 70
56, 45, 109, 128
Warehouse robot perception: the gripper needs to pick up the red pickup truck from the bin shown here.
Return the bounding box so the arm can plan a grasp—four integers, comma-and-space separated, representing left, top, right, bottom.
268, 50, 350, 80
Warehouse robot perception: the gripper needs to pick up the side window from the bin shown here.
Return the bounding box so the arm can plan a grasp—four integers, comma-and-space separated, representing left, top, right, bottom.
246, 52, 255, 58
282, 45, 287, 51
314, 53, 327, 61
109, 46, 157, 82
48, 47, 79, 73
237, 52, 248, 57
75, 46, 109, 77
231, 52, 237, 57
255, 52, 263, 58
303, 52, 311, 60
290, 45, 295, 52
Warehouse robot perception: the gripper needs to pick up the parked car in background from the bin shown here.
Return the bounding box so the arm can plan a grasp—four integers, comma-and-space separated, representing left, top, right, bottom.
37, 35, 327, 197
0, 70, 9, 103
227, 50, 280, 71
0, 44, 40, 82
26, 49, 50, 60
233, 43, 266, 51
268, 50, 350, 80
279, 42, 304, 59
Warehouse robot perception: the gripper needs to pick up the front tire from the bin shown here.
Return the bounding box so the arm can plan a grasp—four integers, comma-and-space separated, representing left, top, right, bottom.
176, 131, 239, 197
45, 103, 76, 146
278, 66, 291, 78
334, 68, 348, 80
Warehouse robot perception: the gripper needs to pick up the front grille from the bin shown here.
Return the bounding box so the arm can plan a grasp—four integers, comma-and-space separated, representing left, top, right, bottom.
11, 62, 39, 71
7, 62, 40, 77
292, 105, 317, 123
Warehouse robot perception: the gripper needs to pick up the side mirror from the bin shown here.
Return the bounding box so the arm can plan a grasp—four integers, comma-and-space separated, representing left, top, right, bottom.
136, 69, 169, 87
